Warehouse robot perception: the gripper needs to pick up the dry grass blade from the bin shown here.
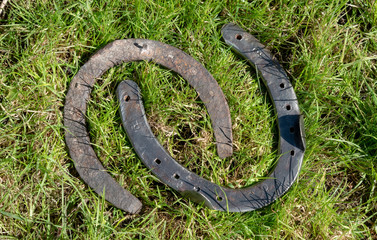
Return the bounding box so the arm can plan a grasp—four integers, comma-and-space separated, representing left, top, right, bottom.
0, 0, 8, 16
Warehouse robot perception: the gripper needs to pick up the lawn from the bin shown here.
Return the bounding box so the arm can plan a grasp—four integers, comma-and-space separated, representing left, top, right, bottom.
0, 0, 376, 239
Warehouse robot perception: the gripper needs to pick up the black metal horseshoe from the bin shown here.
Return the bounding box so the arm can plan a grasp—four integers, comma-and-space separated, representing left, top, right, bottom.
63, 39, 233, 214
116, 23, 306, 212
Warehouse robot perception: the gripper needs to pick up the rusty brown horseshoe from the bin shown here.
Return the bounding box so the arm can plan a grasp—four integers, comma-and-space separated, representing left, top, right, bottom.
63, 39, 233, 214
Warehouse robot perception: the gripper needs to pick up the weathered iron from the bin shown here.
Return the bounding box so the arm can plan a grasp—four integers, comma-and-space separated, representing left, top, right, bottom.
116, 23, 305, 212
64, 23, 305, 213
64, 39, 233, 214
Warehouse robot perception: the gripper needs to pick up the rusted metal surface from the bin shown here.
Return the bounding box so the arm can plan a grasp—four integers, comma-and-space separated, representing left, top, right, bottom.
64, 23, 305, 213
116, 24, 306, 212
63, 39, 233, 213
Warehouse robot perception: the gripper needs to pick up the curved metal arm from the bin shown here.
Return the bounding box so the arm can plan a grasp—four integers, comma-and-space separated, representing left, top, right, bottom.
63, 39, 233, 213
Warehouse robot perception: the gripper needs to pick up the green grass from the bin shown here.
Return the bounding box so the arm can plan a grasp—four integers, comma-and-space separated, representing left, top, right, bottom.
1, 0, 377, 239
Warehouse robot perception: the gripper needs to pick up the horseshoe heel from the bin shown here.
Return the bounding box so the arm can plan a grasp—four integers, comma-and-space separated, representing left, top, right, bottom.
63, 40, 233, 213
116, 24, 306, 212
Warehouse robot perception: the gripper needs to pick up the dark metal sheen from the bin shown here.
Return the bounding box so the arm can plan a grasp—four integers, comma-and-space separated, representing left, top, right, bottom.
117, 23, 306, 212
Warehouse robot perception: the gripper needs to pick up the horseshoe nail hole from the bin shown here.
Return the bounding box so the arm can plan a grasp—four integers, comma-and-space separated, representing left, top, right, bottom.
280, 83, 285, 88
173, 173, 180, 179
235, 34, 242, 40
290, 127, 295, 133
154, 158, 161, 164
286, 105, 291, 111
194, 186, 200, 192
124, 95, 130, 102
217, 196, 223, 201
290, 150, 295, 156
134, 42, 143, 49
